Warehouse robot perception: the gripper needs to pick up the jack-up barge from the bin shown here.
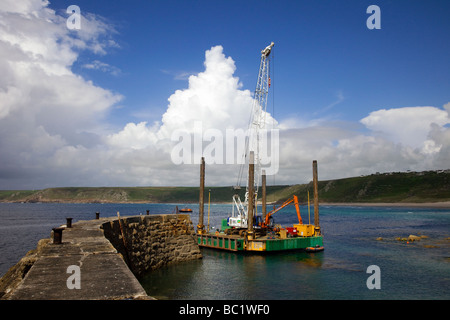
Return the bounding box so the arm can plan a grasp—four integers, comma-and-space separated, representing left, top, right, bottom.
196, 158, 323, 252
196, 42, 323, 252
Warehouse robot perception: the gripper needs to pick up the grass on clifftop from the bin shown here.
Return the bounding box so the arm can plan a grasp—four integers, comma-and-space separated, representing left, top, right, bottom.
274, 170, 450, 204
0, 170, 449, 204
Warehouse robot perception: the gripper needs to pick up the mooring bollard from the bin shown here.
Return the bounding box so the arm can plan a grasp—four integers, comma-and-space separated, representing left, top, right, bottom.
95, 212, 100, 219
52, 227, 64, 244
66, 217, 72, 228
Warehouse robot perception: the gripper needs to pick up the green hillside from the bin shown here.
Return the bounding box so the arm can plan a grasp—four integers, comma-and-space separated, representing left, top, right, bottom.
0, 185, 287, 204
0, 170, 449, 204
275, 170, 450, 204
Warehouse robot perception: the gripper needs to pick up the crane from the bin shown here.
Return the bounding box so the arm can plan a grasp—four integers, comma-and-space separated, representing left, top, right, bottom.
228, 42, 274, 230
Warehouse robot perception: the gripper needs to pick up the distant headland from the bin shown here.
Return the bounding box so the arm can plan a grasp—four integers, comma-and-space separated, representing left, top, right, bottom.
1, 170, 449, 207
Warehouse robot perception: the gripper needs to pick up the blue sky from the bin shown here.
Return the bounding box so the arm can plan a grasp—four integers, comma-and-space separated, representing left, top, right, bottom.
64, 0, 449, 126
0, 0, 449, 189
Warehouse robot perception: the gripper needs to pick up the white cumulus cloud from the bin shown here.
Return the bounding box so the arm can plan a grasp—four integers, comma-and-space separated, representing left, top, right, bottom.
0, 0, 449, 190
0, 0, 122, 188
159, 45, 276, 137
360, 106, 450, 152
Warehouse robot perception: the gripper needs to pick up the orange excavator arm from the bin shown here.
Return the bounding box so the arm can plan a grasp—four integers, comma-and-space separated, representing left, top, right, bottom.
263, 195, 302, 227
293, 195, 302, 224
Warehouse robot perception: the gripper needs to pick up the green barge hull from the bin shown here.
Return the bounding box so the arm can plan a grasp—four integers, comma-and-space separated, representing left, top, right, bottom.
197, 233, 323, 252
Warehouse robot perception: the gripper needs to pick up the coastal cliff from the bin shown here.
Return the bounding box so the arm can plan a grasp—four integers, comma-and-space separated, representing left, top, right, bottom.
1, 170, 449, 205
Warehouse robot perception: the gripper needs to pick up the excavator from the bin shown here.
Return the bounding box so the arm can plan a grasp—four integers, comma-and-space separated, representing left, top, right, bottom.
260, 195, 302, 229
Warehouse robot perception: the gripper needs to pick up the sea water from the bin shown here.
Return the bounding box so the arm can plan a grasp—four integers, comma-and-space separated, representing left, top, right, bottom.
0, 203, 449, 299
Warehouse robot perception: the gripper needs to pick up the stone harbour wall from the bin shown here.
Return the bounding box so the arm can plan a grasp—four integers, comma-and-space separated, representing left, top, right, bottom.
0, 214, 201, 299
102, 214, 202, 278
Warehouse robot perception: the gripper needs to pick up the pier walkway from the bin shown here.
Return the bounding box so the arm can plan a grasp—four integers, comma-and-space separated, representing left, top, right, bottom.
6, 218, 149, 300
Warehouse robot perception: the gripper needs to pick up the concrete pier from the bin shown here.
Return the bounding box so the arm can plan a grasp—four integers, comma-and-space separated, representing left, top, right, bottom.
0, 214, 201, 300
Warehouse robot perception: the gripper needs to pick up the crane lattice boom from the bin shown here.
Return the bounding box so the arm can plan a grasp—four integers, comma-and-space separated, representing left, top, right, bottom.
230, 42, 274, 229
